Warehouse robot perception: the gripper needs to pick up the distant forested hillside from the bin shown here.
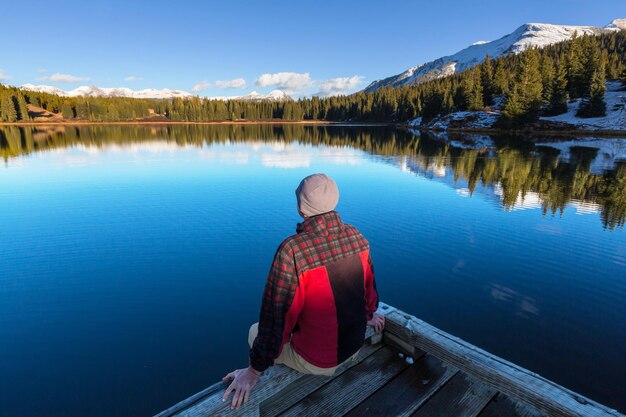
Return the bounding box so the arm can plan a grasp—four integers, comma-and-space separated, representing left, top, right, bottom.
1, 30, 624, 127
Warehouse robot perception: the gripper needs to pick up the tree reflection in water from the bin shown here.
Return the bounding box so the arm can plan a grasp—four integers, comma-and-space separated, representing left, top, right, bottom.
1, 124, 624, 229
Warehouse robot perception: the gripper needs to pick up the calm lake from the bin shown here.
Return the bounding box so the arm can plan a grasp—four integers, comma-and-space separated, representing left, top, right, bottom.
0, 124, 625, 417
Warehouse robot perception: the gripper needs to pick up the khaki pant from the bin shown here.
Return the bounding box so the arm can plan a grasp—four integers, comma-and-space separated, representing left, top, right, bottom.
248, 323, 339, 376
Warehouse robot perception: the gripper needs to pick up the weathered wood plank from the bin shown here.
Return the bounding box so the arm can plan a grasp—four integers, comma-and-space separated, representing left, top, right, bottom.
278, 346, 411, 417
176, 366, 299, 417
385, 331, 420, 357
259, 343, 382, 416
160, 328, 381, 417
479, 393, 546, 417
378, 302, 626, 417
345, 354, 458, 417
154, 381, 227, 417
411, 373, 497, 417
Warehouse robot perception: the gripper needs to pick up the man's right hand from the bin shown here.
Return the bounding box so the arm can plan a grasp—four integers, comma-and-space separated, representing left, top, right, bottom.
222, 366, 261, 409
367, 313, 385, 333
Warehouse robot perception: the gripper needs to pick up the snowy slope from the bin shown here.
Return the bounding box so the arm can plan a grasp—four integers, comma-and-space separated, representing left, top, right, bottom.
365, 19, 624, 92
20, 84, 292, 101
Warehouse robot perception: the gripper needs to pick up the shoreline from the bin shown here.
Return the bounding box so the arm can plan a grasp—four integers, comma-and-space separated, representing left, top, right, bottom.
0, 120, 388, 127
0, 120, 624, 137
407, 126, 626, 138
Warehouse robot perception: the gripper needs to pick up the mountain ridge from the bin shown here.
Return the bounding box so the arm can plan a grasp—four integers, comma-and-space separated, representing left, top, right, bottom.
364, 19, 625, 93
20, 84, 292, 102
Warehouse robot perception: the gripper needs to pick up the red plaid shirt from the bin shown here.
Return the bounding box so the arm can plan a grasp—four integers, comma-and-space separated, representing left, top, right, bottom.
250, 211, 378, 372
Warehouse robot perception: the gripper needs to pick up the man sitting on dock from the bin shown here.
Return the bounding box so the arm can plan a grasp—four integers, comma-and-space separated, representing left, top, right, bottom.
222, 173, 385, 409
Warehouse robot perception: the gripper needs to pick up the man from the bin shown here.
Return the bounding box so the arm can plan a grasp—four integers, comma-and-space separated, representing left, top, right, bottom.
223, 173, 384, 409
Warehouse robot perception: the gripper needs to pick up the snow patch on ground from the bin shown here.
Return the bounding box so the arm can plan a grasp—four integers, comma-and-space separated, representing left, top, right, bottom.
541, 84, 626, 131
411, 82, 625, 132
424, 111, 499, 130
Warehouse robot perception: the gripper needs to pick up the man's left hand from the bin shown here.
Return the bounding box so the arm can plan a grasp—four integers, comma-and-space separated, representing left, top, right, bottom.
222, 366, 261, 409
367, 313, 385, 333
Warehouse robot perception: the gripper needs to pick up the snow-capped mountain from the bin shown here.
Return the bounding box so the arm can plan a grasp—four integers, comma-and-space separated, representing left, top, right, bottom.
364, 19, 626, 92
206, 90, 292, 102
21, 84, 193, 99
20, 84, 292, 101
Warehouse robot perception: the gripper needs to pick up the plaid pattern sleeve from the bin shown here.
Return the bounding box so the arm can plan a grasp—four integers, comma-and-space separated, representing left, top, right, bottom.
364, 252, 379, 320
249, 240, 299, 372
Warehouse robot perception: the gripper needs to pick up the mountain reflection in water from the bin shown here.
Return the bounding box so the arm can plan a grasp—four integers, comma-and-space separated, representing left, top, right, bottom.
1, 124, 624, 230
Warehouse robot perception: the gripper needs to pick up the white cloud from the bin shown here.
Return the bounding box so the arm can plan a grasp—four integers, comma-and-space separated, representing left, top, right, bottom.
0, 69, 9, 82
191, 81, 211, 93
124, 76, 143, 81
215, 78, 246, 89
255, 72, 312, 90
316, 76, 365, 96
260, 151, 311, 168
198, 149, 250, 165
36, 68, 47, 73
37, 72, 90, 83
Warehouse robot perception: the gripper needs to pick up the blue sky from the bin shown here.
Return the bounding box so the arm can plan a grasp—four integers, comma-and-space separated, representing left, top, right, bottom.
0, 0, 623, 97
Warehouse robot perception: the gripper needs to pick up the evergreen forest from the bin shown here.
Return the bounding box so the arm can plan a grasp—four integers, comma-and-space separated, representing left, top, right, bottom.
0, 30, 625, 128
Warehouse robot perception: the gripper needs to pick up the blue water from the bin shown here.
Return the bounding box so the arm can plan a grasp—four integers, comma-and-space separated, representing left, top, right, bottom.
0, 126, 625, 416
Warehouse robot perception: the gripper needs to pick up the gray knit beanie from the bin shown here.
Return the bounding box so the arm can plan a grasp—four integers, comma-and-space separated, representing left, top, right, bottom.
295, 173, 339, 217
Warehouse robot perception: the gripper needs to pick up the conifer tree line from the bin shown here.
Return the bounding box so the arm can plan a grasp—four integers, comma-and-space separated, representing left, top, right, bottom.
0, 30, 624, 127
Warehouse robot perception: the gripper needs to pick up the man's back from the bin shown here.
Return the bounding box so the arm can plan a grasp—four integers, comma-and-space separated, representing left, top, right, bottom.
274, 211, 377, 367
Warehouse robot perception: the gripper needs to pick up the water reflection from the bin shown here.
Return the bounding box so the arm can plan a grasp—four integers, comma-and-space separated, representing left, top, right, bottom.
1, 124, 625, 415
1, 124, 624, 229
488, 283, 540, 318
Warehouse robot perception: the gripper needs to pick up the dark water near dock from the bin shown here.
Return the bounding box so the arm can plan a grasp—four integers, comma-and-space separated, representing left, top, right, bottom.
0, 124, 625, 416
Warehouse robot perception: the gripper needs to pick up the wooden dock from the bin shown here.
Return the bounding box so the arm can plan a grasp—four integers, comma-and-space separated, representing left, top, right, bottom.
156, 303, 625, 417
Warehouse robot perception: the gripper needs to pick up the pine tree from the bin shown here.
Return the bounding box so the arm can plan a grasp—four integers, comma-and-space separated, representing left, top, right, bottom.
75, 99, 89, 120
577, 62, 606, 118
480, 55, 495, 105
228, 101, 240, 121
493, 59, 509, 96
1, 94, 18, 122
546, 61, 569, 116
579, 38, 601, 98
61, 101, 74, 119
16, 94, 30, 121
462, 69, 483, 111
540, 55, 555, 103
45, 101, 57, 113
566, 33, 584, 97
499, 86, 525, 128
499, 48, 543, 127
443, 90, 455, 113
106, 104, 119, 121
